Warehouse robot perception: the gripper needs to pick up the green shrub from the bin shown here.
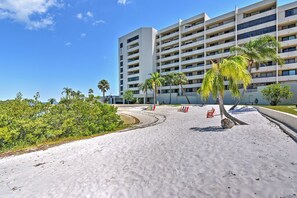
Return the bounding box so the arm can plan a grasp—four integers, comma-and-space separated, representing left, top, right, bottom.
261, 83, 294, 106
0, 96, 123, 152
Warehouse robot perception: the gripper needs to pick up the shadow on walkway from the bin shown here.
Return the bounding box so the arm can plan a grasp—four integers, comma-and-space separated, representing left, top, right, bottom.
230, 106, 257, 114
189, 126, 225, 132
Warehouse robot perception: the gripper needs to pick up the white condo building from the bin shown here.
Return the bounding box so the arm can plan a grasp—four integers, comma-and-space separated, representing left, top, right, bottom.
118, 0, 297, 104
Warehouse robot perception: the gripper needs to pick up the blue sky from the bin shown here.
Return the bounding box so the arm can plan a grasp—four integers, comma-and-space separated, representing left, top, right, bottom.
0, 0, 294, 101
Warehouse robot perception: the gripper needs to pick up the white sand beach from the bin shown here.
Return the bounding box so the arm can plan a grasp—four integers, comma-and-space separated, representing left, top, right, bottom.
0, 105, 296, 198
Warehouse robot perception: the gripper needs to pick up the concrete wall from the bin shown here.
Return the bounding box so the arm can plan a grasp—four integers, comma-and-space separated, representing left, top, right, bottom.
256, 106, 297, 131
155, 83, 297, 105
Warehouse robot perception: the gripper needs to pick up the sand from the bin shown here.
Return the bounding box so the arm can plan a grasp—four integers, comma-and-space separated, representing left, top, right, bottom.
0, 105, 296, 198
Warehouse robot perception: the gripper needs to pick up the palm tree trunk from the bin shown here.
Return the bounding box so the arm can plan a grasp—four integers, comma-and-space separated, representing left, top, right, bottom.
169, 84, 172, 104
229, 64, 252, 110
219, 93, 248, 125
103, 92, 105, 102
144, 91, 147, 104
181, 85, 191, 104
217, 96, 224, 120
154, 86, 156, 105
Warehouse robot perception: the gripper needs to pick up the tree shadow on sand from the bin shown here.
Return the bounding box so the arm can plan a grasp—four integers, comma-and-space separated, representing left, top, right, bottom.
189, 126, 225, 132
229, 106, 257, 115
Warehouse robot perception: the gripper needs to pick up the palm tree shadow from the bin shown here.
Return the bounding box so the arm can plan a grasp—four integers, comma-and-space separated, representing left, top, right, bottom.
190, 126, 225, 132
230, 106, 257, 114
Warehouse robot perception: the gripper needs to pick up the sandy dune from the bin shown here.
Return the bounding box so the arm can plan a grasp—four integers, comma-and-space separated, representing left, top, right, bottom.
0, 105, 296, 198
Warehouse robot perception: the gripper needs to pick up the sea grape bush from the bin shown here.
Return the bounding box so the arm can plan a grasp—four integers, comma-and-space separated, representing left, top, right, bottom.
0, 91, 123, 151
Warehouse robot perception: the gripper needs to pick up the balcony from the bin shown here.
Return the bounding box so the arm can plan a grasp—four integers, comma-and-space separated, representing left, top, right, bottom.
181, 65, 204, 73
181, 48, 204, 57
127, 45, 139, 52
182, 23, 204, 34
161, 39, 179, 48
181, 57, 204, 65
161, 54, 179, 62
239, 9, 276, 24
206, 31, 235, 43
237, 32, 275, 45
181, 31, 204, 42
205, 52, 231, 61
206, 41, 235, 52
181, 40, 204, 50
280, 50, 297, 59
278, 26, 297, 37
183, 83, 202, 89
159, 46, 179, 55
278, 75, 297, 82
280, 39, 297, 48
160, 31, 179, 41
206, 21, 235, 35
237, 21, 276, 35
279, 12, 297, 24
160, 62, 179, 69
127, 59, 139, 66
252, 76, 277, 83
127, 53, 139, 59
251, 65, 276, 73
186, 74, 204, 80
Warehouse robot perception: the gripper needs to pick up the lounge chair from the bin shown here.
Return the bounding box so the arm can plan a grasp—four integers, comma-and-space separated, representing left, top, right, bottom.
207, 108, 215, 118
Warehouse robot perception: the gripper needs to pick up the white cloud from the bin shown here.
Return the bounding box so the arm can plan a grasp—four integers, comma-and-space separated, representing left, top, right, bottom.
0, 0, 63, 30
86, 11, 93, 18
117, 0, 126, 5
117, 0, 130, 5
76, 11, 93, 21
65, 42, 71, 46
81, 33, 86, 38
76, 11, 105, 26
76, 13, 83, 19
92, 19, 105, 26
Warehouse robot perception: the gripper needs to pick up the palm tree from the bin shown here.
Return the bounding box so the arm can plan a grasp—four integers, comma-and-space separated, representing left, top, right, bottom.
138, 79, 151, 104
148, 72, 164, 105
62, 87, 73, 99
174, 72, 191, 104
199, 56, 251, 126
88, 89, 94, 95
48, 98, 57, 105
165, 73, 176, 104
229, 35, 284, 110
98, 80, 110, 102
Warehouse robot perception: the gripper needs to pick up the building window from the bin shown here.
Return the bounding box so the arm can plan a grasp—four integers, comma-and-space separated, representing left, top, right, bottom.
237, 26, 276, 40
285, 7, 297, 17
120, 80, 123, 85
120, 43, 123, 48
282, 70, 296, 76
120, 62, 123, 66
120, 55, 123, 60
237, 14, 276, 30
281, 35, 296, 41
283, 47, 296, 53
120, 74, 123, 79
127, 35, 139, 43
120, 68, 123, 73
120, 86, 123, 91
132, 90, 139, 94
128, 76, 139, 82
285, 58, 296, 64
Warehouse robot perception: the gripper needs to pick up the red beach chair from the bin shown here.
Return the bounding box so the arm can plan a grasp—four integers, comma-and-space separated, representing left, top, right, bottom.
207, 108, 215, 118
184, 107, 189, 113
178, 106, 185, 112
152, 105, 156, 111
